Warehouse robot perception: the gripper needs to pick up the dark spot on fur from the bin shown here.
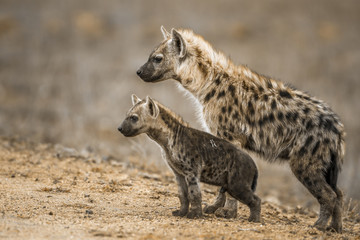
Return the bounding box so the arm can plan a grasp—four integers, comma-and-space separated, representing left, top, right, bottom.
286, 112, 293, 121
298, 146, 307, 157
258, 86, 264, 93
228, 84, 236, 97
253, 93, 259, 101
271, 99, 277, 109
224, 116, 228, 123
267, 80, 273, 89
276, 125, 283, 137
218, 115, 223, 123
259, 130, 264, 140
248, 101, 255, 115
228, 106, 233, 114
306, 120, 314, 131
215, 78, 221, 85
279, 90, 292, 99
217, 90, 226, 99
245, 116, 253, 126
303, 107, 310, 114
269, 113, 275, 122
312, 141, 320, 155
228, 135, 233, 141
277, 112, 284, 121
304, 135, 314, 148
324, 138, 330, 144
229, 124, 234, 133
263, 95, 269, 102
221, 106, 226, 113
232, 111, 239, 120
234, 97, 239, 105
204, 89, 216, 103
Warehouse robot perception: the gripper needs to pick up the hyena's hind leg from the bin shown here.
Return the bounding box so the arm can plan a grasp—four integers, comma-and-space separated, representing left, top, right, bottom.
290, 161, 337, 231
328, 186, 343, 233
203, 187, 226, 214
214, 195, 238, 219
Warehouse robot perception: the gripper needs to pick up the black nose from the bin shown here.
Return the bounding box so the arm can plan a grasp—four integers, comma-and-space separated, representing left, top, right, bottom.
136, 69, 142, 76
118, 126, 123, 133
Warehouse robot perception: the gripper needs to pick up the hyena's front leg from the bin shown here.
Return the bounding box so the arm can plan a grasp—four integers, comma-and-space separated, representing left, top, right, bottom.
172, 173, 189, 217
203, 187, 226, 214
185, 175, 203, 219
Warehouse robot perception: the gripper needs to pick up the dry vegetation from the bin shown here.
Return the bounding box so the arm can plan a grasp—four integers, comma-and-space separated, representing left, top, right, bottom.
0, 137, 359, 239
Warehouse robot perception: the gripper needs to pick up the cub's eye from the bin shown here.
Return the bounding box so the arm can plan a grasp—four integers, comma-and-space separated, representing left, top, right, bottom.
153, 55, 163, 63
129, 115, 138, 122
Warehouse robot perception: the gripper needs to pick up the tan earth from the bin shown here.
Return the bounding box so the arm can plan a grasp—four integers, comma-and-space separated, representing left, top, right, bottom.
0, 136, 359, 240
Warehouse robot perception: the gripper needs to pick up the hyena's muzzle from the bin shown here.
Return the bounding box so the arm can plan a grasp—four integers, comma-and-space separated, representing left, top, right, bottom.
118, 120, 138, 137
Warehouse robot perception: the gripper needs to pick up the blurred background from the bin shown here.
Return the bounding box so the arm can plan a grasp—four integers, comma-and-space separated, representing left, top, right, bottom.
0, 0, 359, 204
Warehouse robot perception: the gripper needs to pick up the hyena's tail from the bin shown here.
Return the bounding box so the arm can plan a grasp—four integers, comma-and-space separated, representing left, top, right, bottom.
326, 137, 345, 190
251, 168, 258, 192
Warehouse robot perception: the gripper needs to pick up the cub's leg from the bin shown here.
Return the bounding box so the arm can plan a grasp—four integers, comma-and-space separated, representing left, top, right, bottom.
185, 175, 203, 218
172, 173, 189, 217
203, 187, 226, 214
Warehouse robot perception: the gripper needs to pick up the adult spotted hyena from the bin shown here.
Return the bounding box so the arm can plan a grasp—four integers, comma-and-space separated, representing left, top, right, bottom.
118, 95, 261, 221
136, 26, 345, 232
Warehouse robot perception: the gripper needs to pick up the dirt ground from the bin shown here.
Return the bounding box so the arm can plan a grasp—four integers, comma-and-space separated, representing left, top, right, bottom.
1, 137, 359, 240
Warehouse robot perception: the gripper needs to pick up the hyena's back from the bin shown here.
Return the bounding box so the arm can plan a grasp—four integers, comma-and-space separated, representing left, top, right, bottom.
203, 75, 345, 175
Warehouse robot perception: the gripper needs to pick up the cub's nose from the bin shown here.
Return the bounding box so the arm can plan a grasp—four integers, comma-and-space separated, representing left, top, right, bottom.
117, 126, 123, 133
136, 69, 142, 76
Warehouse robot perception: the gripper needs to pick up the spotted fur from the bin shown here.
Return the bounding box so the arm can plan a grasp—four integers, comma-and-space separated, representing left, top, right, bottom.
137, 26, 345, 232
118, 94, 261, 221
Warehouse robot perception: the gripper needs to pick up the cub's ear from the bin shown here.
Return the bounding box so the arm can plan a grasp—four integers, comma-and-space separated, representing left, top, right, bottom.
131, 94, 141, 105
145, 96, 159, 119
161, 25, 170, 40
171, 28, 186, 59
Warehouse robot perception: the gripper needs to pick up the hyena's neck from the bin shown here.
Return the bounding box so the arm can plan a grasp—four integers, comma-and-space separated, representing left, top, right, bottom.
147, 105, 188, 147
177, 45, 285, 104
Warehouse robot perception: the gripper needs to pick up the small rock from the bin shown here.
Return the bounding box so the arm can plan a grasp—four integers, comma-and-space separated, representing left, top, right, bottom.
49, 211, 53, 215
84, 194, 90, 198
85, 209, 93, 215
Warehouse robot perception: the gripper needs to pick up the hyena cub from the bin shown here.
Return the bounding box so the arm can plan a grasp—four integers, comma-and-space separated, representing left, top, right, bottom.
136, 26, 345, 232
118, 94, 261, 221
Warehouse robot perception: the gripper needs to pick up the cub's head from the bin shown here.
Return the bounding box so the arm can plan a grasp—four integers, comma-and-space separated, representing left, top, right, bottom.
136, 26, 187, 83
118, 95, 159, 137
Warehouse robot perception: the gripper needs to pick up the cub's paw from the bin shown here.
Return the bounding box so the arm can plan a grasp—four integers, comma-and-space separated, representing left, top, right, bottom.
203, 205, 219, 214
214, 207, 237, 219
186, 210, 203, 219
172, 209, 188, 217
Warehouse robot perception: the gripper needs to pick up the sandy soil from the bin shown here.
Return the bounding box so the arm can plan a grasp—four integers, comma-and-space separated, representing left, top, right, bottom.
0, 137, 359, 240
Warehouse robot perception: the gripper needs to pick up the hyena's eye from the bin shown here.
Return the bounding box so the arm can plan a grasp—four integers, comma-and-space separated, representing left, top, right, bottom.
129, 115, 138, 122
153, 55, 163, 63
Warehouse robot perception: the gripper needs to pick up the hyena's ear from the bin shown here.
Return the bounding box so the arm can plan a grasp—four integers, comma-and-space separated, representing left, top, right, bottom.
160, 25, 170, 40
145, 96, 159, 119
171, 29, 186, 59
131, 94, 142, 105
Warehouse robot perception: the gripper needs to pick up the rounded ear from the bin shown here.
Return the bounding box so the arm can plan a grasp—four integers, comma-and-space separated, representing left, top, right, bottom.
160, 25, 170, 40
131, 94, 141, 105
145, 96, 159, 119
171, 29, 186, 59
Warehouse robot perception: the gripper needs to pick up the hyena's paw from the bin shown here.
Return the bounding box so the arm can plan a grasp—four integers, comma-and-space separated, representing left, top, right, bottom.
214, 207, 237, 219
248, 214, 260, 223
203, 205, 219, 214
172, 209, 188, 217
326, 223, 342, 233
186, 209, 203, 219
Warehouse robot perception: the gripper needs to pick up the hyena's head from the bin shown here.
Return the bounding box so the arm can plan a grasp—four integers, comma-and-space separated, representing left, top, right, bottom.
136, 26, 188, 83
118, 94, 159, 137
